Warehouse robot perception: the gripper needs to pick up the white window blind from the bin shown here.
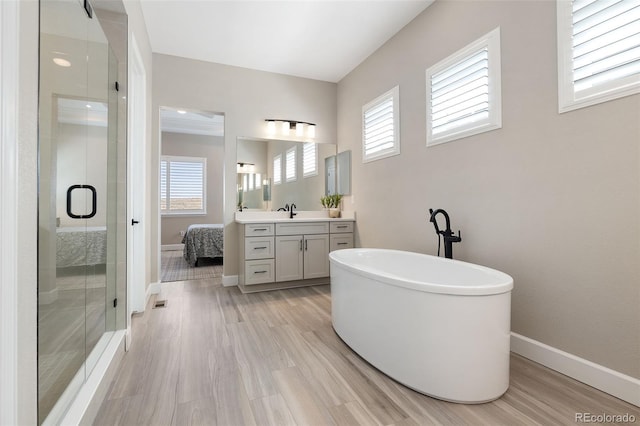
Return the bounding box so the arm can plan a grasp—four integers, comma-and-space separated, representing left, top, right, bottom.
273, 154, 282, 185
302, 142, 317, 177
160, 156, 206, 215
362, 86, 400, 162
426, 27, 501, 146
160, 161, 168, 211
285, 147, 297, 182
558, 0, 640, 111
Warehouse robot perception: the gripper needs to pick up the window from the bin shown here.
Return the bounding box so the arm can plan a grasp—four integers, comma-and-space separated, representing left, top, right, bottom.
255, 173, 262, 189
303, 142, 318, 177
285, 147, 297, 182
273, 154, 282, 185
248, 173, 254, 190
558, 0, 640, 112
426, 27, 502, 146
362, 85, 400, 162
160, 156, 206, 215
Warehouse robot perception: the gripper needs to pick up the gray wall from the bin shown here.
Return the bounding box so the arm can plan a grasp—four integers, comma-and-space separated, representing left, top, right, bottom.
161, 132, 224, 245
337, 0, 640, 378
152, 53, 337, 282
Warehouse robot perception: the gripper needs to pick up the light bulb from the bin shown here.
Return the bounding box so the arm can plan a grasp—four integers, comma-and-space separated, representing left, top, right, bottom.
281, 121, 290, 134
266, 120, 276, 135
307, 124, 316, 138
296, 122, 305, 136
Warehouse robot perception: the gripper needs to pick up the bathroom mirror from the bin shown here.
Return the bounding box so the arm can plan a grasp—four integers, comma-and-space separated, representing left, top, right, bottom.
337, 150, 351, 195
237, 137, 336, 211
324, 150, 351, 195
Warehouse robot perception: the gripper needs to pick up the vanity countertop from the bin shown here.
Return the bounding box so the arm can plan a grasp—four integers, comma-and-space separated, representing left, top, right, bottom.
235, 210, 355, 224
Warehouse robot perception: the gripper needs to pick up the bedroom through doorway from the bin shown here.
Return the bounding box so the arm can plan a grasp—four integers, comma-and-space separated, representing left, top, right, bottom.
159, 107, 225, 282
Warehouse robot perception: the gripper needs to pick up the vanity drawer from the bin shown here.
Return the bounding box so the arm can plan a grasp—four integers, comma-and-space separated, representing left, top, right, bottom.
245, 237, 274, 260
330, 222, 353, 233
330, 234, 354, 252
276, 222, 329, 236
245, 223, 274, 236
245, 259, 275, 285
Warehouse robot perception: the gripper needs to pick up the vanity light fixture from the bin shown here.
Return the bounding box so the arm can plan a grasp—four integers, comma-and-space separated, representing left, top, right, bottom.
236, 162, 256, 174
265, 119, 316, 139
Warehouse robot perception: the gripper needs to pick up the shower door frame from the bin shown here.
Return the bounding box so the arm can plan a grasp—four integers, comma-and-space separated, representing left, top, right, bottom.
0, 0, 21, 424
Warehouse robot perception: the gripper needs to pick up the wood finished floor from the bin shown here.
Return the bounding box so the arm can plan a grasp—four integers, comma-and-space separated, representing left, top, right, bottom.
95, 278, 639, 425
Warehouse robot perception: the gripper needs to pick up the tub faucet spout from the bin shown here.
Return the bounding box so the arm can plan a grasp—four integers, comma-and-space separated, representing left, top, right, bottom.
429, 208, 462, 259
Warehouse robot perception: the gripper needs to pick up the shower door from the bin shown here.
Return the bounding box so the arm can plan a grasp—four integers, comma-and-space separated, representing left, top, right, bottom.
38, 0, 123, 423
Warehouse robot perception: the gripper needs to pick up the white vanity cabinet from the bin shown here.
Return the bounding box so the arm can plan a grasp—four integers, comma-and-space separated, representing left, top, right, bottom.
275, 222, 330, 282
238, 219, 354, 293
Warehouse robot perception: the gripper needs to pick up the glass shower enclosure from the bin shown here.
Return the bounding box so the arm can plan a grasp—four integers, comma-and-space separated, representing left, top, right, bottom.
37, 0, 127, 423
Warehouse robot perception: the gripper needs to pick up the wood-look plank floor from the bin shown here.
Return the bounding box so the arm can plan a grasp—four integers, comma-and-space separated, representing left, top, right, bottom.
95, 278, 639, 425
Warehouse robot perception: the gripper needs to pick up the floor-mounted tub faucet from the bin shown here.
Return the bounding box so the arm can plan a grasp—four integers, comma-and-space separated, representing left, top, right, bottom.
429, 208, 462, 259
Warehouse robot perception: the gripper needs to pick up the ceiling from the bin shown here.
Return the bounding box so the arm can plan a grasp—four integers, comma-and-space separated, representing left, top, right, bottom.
160, 108, 225, 136
139, 0, 433, 83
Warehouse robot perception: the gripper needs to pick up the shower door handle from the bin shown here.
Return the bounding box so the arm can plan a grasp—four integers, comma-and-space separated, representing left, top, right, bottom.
66, 185, 97, 219
131, 219, 140, 226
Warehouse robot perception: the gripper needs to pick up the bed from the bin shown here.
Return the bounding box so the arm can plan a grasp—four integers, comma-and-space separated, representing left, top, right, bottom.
182, 224, 224, 267
56, 226, 107, 267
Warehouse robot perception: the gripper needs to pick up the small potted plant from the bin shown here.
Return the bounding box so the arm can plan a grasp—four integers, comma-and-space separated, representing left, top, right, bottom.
321, 194, 343, 218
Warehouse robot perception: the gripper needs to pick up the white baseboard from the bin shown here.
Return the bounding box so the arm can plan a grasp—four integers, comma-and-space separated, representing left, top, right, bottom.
511, 333, 640, 407
161, 244, 183, 251
146, 282, 161, 305
38, 288, 58, 305
222, 275, 238, 287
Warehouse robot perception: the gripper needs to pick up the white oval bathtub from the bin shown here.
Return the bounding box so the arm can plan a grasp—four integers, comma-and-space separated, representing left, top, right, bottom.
329, 248, 513, 404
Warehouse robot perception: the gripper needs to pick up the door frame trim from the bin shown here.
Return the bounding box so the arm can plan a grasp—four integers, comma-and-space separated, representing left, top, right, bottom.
126, 31, 148, 347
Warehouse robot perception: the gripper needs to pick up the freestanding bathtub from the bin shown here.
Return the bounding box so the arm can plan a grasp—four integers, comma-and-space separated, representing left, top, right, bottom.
329, 248, 513, 404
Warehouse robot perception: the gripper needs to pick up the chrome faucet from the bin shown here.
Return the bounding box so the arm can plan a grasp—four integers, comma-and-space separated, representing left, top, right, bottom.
290, 203, 297, 219
429, 208, 461, 259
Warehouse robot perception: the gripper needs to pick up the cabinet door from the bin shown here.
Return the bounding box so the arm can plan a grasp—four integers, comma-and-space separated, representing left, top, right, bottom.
275, 235, 303, 282
304, 234, 330, 279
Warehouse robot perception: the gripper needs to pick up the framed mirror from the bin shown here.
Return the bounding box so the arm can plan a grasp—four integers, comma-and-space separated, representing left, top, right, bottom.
237, 137, 336, 211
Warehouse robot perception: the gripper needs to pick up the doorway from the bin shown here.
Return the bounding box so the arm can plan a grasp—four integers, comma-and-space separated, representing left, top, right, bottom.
158, 107, 225, 283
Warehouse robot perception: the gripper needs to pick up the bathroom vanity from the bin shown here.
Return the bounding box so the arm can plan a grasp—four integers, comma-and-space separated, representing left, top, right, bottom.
236, 212, 355, 293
